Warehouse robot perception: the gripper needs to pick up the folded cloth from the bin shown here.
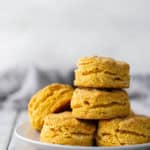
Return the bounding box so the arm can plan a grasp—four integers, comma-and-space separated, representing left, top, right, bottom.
0, 65, 73, 110
128, 75, 150, 116
0, 65, 150, 115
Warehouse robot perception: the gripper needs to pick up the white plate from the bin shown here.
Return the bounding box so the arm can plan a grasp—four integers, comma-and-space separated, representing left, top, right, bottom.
15, 122, 150, 150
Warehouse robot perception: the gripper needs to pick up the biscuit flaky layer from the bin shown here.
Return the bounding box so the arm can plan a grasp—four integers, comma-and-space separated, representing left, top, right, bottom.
71, 88, 130, 119
96, 115, 150, 146
74, 56, 130, 88
28, 83, 73, 130
40, 112, 96, 146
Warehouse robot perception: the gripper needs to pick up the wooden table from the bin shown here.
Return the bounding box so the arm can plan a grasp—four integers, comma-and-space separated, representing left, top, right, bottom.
0, 109, 28, 150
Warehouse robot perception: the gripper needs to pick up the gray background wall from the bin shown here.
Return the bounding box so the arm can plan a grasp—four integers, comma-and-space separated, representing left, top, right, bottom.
0, 0, 150, 74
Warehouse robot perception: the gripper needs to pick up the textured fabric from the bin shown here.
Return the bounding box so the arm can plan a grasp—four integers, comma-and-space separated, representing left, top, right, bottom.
128, 75, 150, 116
0, 65, 73, 110
0, 66, 150, 116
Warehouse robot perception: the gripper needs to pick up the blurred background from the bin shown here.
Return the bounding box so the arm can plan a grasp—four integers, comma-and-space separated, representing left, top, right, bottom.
0, 0, 150, 111
0, 0, 150, 74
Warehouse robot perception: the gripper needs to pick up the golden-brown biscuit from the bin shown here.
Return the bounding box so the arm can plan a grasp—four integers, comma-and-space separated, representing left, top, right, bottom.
71, 88, 130, 119
96, 114, 150, 146
28, 83, 73, 130
40, 112, 96, 146
74, 56, 130, 88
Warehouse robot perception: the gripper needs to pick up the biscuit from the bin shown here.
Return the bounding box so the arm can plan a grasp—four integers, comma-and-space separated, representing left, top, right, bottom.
28, 83, 73, 130
74, 56, 130, 88
40, 112, 96, 146
71, 88, 130, 119
96, 115, 150, 146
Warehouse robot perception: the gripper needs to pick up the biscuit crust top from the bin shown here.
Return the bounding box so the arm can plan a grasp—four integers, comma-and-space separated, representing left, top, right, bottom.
97, 114, 150, 146
77, 56, 129, 72
44, 112, 96, 135
28, 83, 73, 130
74, 56, 130, 88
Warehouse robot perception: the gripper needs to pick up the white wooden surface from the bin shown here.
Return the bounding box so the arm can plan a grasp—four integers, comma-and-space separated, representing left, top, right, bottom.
0, 110, 17, 150
0, 110, 28, 150
8, 111, 28, 150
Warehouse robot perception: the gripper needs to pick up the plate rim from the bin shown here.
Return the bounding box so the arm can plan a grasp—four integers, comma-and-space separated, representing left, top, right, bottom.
15, 122, 150, 150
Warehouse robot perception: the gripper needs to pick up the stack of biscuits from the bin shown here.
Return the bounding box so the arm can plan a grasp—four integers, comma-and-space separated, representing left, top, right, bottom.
28, 56, 150, 147
71, 56, 130, 120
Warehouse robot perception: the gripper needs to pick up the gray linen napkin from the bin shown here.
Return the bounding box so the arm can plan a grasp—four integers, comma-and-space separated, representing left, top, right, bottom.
0, 65, 73, 110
